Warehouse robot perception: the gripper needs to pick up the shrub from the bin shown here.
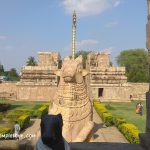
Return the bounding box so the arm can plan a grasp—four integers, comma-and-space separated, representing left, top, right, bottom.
118, 123, 140, 144
0, 103, 11, 112
105, 104, 116, 110
32, 104, 43, 110
17, 115, 30, 130
113, 116, 127, 127
0, 113, 3, 121
13, 108, 33, 116
102, 112, 114, 126
93, 99, 140, 144
0, 128, 11, 139
6, 111, 22, 121
93, 100, 114, 126
6, 108, 33, 121
94, 101, 108, 115
36, 105, 48, 118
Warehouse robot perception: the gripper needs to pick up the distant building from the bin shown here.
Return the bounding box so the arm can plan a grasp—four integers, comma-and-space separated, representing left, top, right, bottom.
16, 52, 61, 101
86, 52, 146, 102
0, 76, 8, 81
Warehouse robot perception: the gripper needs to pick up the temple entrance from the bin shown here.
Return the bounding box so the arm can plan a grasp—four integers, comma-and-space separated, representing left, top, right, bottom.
98, 88, 103, 97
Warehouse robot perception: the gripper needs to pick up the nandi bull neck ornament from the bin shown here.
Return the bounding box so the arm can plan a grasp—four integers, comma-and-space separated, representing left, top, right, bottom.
49, 11, 94, 142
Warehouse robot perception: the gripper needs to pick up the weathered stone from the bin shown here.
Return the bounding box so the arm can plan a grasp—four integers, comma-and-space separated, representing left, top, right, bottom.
49, 56, 94, 142
14, 52, 61, 101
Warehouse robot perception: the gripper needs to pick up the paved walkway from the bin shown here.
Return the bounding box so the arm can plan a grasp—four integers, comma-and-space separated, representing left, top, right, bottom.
21, 110, 128, 143
20, 119, 41, 141
0, 110, 145, 150
90, 109, 128, 143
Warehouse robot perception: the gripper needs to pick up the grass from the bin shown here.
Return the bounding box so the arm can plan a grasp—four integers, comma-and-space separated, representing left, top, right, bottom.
0, 99, 50, 109
0, 99, 51, 129
103, 101, 146, 133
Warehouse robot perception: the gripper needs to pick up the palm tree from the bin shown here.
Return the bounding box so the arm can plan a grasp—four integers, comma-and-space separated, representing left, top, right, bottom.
26, 56, 37, 66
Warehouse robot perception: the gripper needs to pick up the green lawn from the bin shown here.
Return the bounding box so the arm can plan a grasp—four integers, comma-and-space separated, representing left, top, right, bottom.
103, 101, 146, 133
0, 99, 50, 129
0, 99, 50, 109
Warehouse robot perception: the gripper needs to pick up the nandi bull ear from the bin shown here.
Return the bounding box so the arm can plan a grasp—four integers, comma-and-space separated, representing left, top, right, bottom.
54, 70, 61, 76
82, 69, 88, 76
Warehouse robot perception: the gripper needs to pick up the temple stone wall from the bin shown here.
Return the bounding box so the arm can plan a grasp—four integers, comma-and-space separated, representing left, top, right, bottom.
0, 80, 148, 102
15, 51, 60, 101
0, 51, 149, 102
16, 84, 57, 101
89, 83, 149, 102
0, 82, 57, 101
0, 82, 17, 99
129, 83, 149, 100
86, 52, 149, 102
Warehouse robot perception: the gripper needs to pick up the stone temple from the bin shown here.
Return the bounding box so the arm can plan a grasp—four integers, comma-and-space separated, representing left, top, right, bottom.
86, 52, 128, 102
0, 11, 149, 102
16, 52, 61, 101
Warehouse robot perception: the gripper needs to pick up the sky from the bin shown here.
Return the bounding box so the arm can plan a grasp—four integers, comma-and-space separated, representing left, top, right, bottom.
0, 0, 148, 72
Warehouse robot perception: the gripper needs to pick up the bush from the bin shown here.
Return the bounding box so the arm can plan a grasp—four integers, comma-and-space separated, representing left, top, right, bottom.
0, 103, 11, 112
18, 115, 30, 130
105, 104, 116, 110
0, 113, 3, 121
0, 128, 11, 134
93, 100, 114, 126
93, 99, 140, 144
13, 108, 33, 116
36, 105, 48, 118
6, 111, 22, 121
0, 128, 11, 139
118, 123, 140, 144
102, 112, 114, 126
94, 101, 108, 115
113, 116, 127, 127
32, 104, 43, 110
6, 108, 33, 121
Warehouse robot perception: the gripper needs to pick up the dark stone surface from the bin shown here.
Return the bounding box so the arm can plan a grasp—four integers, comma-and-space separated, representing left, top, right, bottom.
70, 142, 143, 150
0, 140, 144, 150
146, 91, 150, 133
139, 133, 150, 150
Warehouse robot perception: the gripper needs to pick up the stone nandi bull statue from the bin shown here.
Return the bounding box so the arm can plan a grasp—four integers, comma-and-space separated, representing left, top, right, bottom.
49, 55, 94, 142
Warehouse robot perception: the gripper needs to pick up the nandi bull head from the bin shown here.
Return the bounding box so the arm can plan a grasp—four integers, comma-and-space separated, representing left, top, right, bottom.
55, 55, 88, 84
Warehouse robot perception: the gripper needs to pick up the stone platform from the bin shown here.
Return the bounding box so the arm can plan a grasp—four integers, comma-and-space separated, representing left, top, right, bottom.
0, 141, 144, 150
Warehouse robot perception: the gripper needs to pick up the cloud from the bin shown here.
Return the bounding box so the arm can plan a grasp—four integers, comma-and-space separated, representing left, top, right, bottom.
113, 1, 121, 7
0, 45, 13, 50
0, 35, 7, 40
105, 21, 119, 28
62, 0, 121, 17
65, 39, 99, 52
77, 39, 99, 49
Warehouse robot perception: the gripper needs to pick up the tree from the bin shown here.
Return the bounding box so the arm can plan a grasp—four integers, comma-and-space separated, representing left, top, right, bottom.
116, 49, 149, 83
7, 68, 20, 81
75, 50, 91, 68
26, 56, 37, 66
0, 64, 4, 76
